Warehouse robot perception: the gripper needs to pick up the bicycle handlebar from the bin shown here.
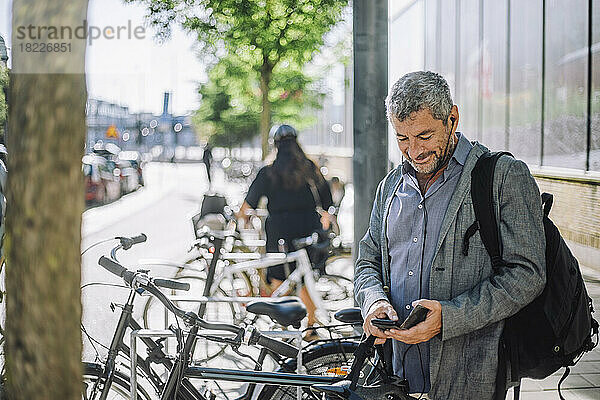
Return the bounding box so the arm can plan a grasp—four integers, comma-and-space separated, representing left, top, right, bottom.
247, 327, 298, 359
291, 232, 320, 249
96, 256, 300, 359
117, 233, 147, 250
98, 256, 190, 291
196, 227, 240, 241
153, 278, 191, 291
98, 256, 136, 285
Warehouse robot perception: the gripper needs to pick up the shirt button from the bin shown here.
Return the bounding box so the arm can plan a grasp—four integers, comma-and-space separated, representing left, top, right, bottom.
408, 270, 414, 276
413, 237, 418, 243
406, 304, 411, 310
418, 204, 423, 209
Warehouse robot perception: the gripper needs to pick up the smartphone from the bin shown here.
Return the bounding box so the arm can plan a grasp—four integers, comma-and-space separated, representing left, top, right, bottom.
371, 318, 401, 330
371, 304, 430, 331
398, 304, 429, 330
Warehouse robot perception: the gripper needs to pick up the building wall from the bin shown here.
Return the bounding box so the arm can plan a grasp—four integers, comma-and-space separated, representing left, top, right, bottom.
389, 0, 600, 267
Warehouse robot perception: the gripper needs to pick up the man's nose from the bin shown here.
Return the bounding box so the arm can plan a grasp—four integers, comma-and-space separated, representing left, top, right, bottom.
407, 140, 424, 159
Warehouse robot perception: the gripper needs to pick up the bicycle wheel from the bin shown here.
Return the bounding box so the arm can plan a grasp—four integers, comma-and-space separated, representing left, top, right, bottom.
257, 340, 381, 400
82, 362, 152, 400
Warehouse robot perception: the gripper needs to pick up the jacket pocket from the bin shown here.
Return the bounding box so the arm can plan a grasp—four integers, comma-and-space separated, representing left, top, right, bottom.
463, 323, 500, 384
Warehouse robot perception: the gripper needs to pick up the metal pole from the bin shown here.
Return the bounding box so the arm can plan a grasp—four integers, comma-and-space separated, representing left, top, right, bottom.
353, 0, 388, 259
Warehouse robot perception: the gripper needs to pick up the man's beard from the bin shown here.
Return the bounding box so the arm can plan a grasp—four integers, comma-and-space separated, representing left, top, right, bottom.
408, 129, 456, 175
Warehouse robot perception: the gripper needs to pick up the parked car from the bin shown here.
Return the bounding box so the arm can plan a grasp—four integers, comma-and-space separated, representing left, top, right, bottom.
118, 151, 144, 187
83, 154, 121, 205
116, 159, 140, 195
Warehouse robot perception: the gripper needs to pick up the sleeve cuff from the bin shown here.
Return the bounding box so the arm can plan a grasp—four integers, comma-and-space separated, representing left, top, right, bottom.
361, 291, 389, 319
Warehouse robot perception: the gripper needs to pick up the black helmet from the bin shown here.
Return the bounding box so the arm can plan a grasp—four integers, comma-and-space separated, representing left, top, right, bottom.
270, 124, 297, 146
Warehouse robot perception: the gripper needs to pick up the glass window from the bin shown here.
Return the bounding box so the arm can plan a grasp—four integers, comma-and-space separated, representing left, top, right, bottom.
389, 1, 425, 165
591, 0, 600, 171
457, 0, 480, 140
425, 0, 439, 70
439, 0, 457, 97
480, 0, 508, 151
389, 0, 419, 18
543, 0, 588, 170
508, 0, 543, 166
389, 2, 425, 85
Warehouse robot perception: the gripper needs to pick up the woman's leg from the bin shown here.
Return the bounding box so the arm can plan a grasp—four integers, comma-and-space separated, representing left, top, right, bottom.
299, 285, 317, 326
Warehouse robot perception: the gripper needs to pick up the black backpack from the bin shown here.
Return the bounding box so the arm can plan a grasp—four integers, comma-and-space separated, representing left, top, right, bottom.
466, 151, 599, 400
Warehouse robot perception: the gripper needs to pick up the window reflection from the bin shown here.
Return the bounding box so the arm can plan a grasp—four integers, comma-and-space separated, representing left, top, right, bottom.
591, 1, 600, 172
543, 0, 588, 170
508, 0, 543, 166
458, 0, 480, 140
481, 0, 508, 152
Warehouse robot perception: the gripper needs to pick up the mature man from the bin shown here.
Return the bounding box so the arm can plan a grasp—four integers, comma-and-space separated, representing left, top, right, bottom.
354, 71, 546, 399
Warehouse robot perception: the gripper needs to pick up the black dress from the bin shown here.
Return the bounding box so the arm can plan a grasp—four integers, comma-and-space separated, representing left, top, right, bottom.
244, 164, 333, 282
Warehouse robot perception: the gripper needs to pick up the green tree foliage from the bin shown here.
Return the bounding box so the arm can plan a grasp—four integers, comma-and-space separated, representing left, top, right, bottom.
0, 64, 8, 138
127, 0, 348, 154
193, 52, 324, 147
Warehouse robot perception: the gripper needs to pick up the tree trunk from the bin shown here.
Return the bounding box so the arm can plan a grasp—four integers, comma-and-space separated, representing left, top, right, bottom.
260, 60, 272, 160
5, 1, 88, 398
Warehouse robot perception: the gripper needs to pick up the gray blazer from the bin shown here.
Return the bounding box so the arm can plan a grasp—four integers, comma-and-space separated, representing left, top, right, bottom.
354, 143, 546, 399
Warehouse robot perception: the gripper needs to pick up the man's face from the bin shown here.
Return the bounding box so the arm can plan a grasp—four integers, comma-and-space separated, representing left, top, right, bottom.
390, 108, 456, 175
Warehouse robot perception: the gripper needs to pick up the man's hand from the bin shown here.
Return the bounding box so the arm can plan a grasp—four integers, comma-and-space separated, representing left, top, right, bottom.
363, 299, 398, 345
387, 299, 442, 344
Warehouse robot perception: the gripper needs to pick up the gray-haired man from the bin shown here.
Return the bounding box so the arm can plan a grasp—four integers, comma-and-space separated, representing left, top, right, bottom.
354, 71, 546, 399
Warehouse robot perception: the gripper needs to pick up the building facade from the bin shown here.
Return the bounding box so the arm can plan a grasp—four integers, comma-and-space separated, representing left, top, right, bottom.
389, 0, 600, 267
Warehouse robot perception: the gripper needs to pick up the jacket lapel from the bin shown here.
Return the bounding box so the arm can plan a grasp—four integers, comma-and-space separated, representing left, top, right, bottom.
432, 144, 485, 259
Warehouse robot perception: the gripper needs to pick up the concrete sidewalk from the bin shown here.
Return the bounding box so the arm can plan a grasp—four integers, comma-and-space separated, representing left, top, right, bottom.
507, 265, 600, 399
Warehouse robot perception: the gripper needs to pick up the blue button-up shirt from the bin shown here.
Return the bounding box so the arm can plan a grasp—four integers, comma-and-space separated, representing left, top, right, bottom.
386, 132, 472, 393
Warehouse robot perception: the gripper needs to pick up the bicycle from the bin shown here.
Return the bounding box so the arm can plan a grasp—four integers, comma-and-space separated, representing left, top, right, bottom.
83, 234, 367, 400
96, 254, 411, 400
141, 229, 354, 344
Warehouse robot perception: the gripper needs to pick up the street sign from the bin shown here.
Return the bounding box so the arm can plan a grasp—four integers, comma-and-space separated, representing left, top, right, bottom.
106, 125, 119, 139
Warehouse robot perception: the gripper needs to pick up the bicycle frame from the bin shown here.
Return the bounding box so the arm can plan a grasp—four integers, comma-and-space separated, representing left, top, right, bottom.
91, 277, 356, 400
89, 286, 205, 400
158, 320, 341, 400
215, 248, 325, 312
88, 236, 355, 400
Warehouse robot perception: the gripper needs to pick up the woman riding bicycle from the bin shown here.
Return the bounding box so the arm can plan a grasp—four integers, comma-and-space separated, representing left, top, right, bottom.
238, 124, 334, 337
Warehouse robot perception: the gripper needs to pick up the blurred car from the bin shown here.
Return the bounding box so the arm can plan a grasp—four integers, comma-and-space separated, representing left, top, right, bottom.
118, 151, 144, 189
83, 154, 121, 205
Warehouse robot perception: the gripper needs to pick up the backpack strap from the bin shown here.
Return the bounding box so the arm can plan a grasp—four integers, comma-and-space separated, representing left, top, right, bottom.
470, 151, 513, 270
541, 192, 554, 217
470, 151, 520, 387
557, 367, 570, 400
514, 384, 520, 400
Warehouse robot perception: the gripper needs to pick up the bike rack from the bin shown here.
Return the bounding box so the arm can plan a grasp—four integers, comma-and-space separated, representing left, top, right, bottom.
130, 328, 303, 400
130, 329, 175, 400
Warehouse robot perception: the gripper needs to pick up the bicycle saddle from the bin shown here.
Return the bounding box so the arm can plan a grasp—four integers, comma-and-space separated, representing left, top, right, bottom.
311, 380, 415, 400
245, 297, 307, 328
334, 307, 363, 324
